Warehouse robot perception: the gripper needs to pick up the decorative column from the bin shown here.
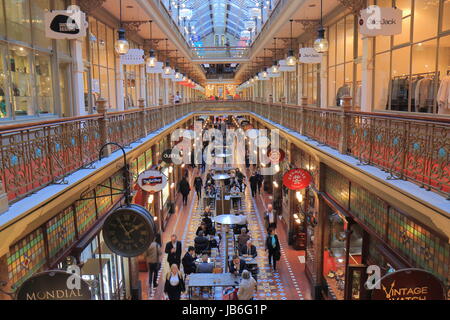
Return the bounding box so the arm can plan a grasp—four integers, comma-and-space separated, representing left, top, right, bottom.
96, 98, 110, 157
71, 38, 87, 115
0, 180, 8, 215
360, 35, 374, 112
320, 52, 328, 108
338, 96, 352, 154
116, 59, 125, 111
138, 98, 148, 136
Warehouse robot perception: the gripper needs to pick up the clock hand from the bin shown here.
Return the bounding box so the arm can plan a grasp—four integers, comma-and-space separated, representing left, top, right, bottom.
118, 219, 131, 238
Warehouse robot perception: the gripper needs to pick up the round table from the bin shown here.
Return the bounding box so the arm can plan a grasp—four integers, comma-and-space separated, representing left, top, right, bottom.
213, 214, 244, 272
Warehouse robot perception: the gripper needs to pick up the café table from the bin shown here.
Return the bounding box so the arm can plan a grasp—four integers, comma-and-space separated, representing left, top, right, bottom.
187, 273, 241, 299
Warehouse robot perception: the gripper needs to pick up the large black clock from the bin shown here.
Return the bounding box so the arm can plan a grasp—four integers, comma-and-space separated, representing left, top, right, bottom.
102, 204, 156, 257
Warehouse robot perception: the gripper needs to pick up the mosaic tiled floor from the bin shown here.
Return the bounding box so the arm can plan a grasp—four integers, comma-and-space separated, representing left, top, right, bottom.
141, 168, 305, 300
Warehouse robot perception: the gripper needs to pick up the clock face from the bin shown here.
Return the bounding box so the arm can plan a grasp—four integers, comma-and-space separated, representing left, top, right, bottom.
103, 209, 153, 257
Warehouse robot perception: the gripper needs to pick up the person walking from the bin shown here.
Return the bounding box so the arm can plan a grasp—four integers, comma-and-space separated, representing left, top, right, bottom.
178, 176, 191, 206
165, 234, 182, 268
194, 175, 203, 200
264, 204, 277, 231
164, 264, 185, 300
144, 233, 162, 290
265, 228, 281, 271
237, 270, 257, 300
249, 172, 258, 198
174, 91, 182, 104
255, 170, 264, 195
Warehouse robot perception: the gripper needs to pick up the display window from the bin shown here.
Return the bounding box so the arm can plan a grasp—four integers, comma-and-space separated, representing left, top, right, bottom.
372, 0, 450, 114
327, 14, 359, 107
299, 40, 319, 106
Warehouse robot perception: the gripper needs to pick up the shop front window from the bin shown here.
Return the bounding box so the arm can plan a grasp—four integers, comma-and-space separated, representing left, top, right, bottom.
373, 0, 448, 114
35, 53, 54, 115
5, 0, 31, 44
31, 0, 52, 51
9, 46, 33, 116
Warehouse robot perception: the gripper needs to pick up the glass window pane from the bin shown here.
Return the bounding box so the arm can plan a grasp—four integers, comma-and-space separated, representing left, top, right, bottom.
444, 0, 450, 31
0, 46, 10, 118
437, 35, 450, 114
411, 40, 437, 75
31, 0, 52, 50
5, 0, 31, 44
108, 68, 116, 109
396, 0, 412, 16
89, 17, 99, 66
98, 22, 107, 68
99, 67, 109, 104
0, 0, 5, 38
336, 18, 345, 65
9, 47, 33, 116
345, 15, 354, 62
328, 66, 336, 106
107, 26, 115, 70
413, 0, 438, 43
35, 53, 54, 114
393, 17, 411, 46
336, 64, 345, 105
374, 52, 391, 110
391, 47, 411, 111
328, 25, 336, 66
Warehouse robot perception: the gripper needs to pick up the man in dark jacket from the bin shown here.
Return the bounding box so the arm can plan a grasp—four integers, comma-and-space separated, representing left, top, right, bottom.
240, 240, 257, 258
165, 234, 182, 268
178, 176, 191, 206
229, 255, 246, 275
255, 170, 264, 195
249, 173, 258, 198
182, 246, 197, 275
194, 231, 209, 255
194, 176, 203, 200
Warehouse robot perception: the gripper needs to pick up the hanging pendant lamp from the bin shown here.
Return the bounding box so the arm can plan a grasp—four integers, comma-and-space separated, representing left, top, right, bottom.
286, 20, 297, 66
115, 0, 129, 55
314, 0, 329, 53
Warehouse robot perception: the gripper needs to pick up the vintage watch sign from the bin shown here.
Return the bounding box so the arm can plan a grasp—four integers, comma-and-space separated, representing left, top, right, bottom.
371, 268, 446, 300
283, 169, 312, 190
359, 6, 403, 36
16, 271, 92, 300
137, 170, 168, 193
45, 7, 87, 39
299, 48, 323, 64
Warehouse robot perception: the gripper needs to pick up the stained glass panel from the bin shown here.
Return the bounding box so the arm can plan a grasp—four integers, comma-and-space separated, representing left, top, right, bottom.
46, 206, 76, 259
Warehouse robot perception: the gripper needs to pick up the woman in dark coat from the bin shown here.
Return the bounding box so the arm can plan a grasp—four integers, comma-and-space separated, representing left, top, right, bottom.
178, 176, 191, 206
164, 264, 185, 300
265, 228, 281, 271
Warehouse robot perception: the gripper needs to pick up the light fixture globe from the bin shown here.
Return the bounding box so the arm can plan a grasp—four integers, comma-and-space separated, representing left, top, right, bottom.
164, 61, 171, 75
146, 49, 157, 67
286, 49, 297, 66
115, 29, 129, 55
262, 68, 268, 78
314, 28, 329, 53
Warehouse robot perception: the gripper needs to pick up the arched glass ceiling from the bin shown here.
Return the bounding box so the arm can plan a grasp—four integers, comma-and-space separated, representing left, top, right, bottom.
163, 0, 278, 45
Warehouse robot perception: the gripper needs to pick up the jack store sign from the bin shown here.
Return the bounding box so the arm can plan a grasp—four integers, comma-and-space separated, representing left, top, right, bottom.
45, 7, 87, 39
359, 6, 403, 36
299, 48, 322, 64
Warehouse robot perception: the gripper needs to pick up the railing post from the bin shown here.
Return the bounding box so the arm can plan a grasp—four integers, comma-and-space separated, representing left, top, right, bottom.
281, 97, 286, 126
299, 97, 308, 135
158, 98, 163, 106
339, 96, 352, 154
138, 98, 148, 136
96, 98, 110, 157
0, 180, 8, 215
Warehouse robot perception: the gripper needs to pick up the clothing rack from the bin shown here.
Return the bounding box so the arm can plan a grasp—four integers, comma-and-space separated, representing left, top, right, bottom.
392, 71, 439, 80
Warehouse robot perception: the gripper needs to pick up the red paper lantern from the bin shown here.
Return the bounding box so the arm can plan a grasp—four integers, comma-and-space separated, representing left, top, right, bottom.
283, 169, 312, 190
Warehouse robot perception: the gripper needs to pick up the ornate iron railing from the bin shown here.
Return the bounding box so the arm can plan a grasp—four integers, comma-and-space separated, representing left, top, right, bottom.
0, 103, 194, 203
196, 100, 450, 199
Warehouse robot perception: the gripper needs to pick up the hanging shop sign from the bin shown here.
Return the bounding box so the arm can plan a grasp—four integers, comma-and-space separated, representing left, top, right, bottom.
267, 148, 286, 163
299, 48, 323, 64
283, 168, 312, 190
359, 6, 403, 36
162, 148, 175, 164
103, 204, 156, 257
137, 170, 168, 193
371, 268, 446, 300
120, 49, 145, 65
16, 271, 92, 300
44, 7, 87, 39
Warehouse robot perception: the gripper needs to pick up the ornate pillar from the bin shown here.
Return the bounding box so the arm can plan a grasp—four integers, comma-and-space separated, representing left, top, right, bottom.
360, 36, 374, 112
138, 98, 148, 137
96, 98, 110, 157
338, 96, 352, 154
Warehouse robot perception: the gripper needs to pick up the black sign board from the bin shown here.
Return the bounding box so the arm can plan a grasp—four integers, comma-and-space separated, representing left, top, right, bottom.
16, 271, 92, 300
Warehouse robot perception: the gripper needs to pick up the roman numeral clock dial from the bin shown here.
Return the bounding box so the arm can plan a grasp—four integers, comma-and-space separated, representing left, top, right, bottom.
102, 204, 156, 257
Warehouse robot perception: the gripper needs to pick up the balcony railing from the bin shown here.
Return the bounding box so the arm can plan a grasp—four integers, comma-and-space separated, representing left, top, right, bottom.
0, 103, 194, 203
1, 100, 448, 205
191, 46, 249, 60
195, 100, 450, 199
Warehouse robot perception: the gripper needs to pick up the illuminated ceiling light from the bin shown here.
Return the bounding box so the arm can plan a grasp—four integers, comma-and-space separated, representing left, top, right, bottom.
115, 0, 129, 55
314, 0, 329, 53
286, 20, 297, 66
146, 49, 157, 67
164, 61, 171, 75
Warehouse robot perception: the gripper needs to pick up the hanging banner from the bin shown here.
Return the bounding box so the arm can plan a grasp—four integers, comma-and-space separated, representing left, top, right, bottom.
120, 49, 145, 65
16, 271, 92, 300
299, 48, 323, 64
146, 61, 164, 74
137, 170, 168, 193
371, 269, 446, 300
359, 6, 403, 36
44, 6, 87, 39
283, 169, 312, 190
